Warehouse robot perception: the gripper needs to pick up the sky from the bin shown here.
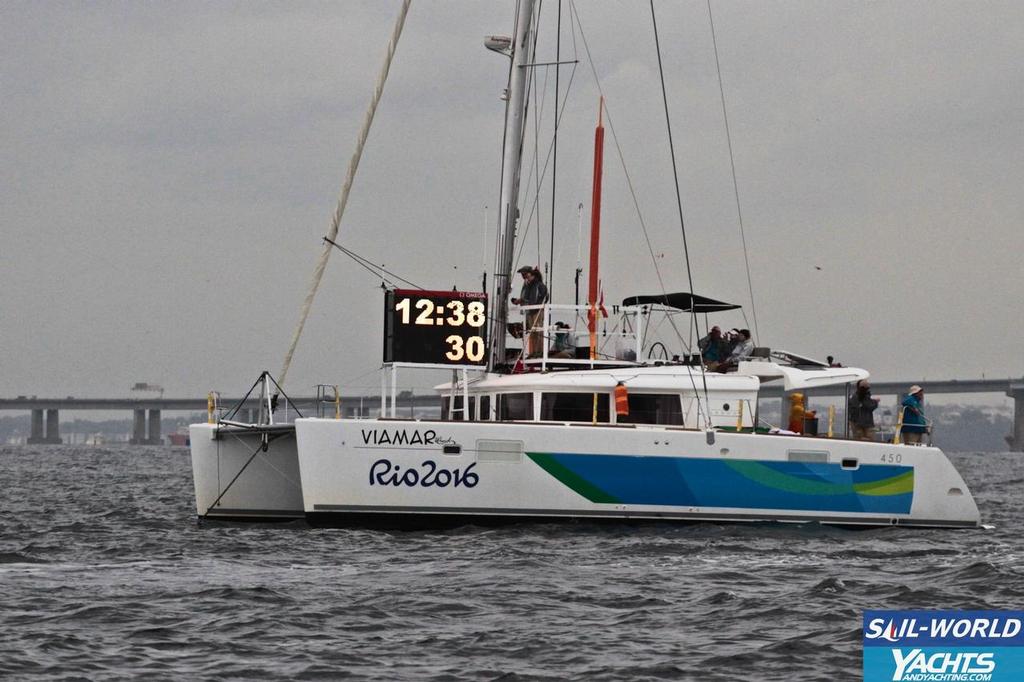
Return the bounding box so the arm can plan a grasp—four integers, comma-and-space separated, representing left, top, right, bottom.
2, 1, 1022, 400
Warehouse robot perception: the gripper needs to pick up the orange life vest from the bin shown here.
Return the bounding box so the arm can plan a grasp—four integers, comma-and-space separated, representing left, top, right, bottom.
614, 383, 629, 417
788, 392, 805, 433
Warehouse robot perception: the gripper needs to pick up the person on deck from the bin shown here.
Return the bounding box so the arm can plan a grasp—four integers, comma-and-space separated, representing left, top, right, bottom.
723, 329, 740, 359
550, 321, 575, 359
848, 379, 879, 440
718, 329, 753, 372
699, 326, 725, 369
511, 266, 548, 358
900, 385, 928, 444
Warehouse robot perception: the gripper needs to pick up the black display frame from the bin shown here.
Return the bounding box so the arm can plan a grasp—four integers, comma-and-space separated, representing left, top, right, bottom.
383, 289, 489, 367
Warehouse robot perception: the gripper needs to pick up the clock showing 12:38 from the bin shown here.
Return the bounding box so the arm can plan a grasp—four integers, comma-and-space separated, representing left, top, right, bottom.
383, 289, 489, 366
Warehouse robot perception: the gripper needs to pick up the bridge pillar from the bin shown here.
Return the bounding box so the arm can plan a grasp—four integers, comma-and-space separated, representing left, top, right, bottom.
147, 409, 162, 445
45, 409, 62, 444
28, 409, 45, 444
130, 409, 146, 445
1006, 384, 1024, 452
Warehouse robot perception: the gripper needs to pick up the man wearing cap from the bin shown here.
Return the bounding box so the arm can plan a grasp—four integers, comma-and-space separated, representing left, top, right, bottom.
900, 385, 927, 444
511, 266, 548, 358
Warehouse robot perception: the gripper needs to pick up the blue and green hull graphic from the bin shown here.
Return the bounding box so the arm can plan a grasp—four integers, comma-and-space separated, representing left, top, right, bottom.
527, 453, 914, 514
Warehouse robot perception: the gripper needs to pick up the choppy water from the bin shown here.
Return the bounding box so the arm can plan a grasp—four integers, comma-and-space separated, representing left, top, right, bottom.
0, 446, 1021, 680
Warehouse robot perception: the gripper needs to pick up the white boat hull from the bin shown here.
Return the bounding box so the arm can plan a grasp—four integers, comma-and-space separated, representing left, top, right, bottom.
189, 423, 304, 520
294, 418, 980, 529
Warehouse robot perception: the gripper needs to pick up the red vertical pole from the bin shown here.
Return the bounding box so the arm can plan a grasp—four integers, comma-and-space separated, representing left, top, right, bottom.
588, 98, 605, 360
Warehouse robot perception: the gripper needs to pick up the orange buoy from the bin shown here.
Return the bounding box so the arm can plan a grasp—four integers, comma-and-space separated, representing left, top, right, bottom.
614, 381, 629, 417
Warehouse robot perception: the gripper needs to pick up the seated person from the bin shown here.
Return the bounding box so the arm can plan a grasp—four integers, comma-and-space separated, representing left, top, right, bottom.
717, 328, 753, 372
698, 325, 725, 369
549, 321, 575, 359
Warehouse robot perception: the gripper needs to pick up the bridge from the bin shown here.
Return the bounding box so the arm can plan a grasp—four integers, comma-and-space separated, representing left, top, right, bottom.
2, 376, 1022, 450
0, 394, 435, 445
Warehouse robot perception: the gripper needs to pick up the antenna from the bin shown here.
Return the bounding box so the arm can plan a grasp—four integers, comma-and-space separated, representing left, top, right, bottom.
574, 201, 583, 308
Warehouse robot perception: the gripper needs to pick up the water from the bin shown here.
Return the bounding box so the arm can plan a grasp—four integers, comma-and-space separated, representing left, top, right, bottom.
1, 446, 1020, 680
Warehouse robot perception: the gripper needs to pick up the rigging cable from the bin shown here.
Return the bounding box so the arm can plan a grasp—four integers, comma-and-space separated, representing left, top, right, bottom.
567, 0, 701, 374
568, 2, 669, 301
707, 0, 760, 344
549, 0, 561, 301
512, 0, 553, 273
277, 0, 411, 389
649, 0, 712, 426
511, 57, 579, 273
517, 85, 551, 274
568, 2, 706, 424
567, 1, 693, 368
323, 237, 424, 291
536, 0, 545, 271
205, 437, 277, 518
504, 0, 539, 334
568, 1, 709, 427
530, 8, 546, 269
509, 2, 584, 282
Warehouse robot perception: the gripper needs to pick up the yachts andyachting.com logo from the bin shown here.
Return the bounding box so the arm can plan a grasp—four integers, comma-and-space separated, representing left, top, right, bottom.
862, 611, 1024, 682
888, 649, 994, 681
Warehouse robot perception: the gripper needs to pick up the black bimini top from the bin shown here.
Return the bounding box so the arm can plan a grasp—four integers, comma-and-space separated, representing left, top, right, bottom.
621, 292, 740, 313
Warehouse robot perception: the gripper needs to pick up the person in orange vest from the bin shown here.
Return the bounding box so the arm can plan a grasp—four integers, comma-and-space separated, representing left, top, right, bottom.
614, 381, 629, 418
788, 392, 806, 433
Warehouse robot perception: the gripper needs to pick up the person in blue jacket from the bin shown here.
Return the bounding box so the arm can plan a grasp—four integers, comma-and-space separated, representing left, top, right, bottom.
901, 385, 927, 444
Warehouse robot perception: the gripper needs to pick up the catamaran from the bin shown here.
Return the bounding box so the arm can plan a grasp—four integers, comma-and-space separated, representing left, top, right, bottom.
189, 2, 980, 529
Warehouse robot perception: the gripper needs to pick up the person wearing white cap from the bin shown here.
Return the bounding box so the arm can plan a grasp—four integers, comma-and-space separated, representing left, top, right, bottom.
901, 385, 927, 444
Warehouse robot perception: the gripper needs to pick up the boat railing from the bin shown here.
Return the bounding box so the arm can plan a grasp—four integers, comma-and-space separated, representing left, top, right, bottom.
890, 408, 935, 446
511, 303, 647, 370
314, 384, 341, 419
381, 361, 488, 420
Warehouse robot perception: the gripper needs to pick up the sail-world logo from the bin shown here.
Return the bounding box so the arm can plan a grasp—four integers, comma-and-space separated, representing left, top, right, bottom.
865, 617, 921, 643
864, 615, 1022, 643
863, 610, 1024, 682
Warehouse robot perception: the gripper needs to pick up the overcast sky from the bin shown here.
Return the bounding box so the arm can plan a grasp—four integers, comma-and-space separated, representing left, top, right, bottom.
2, 1, 1022, 400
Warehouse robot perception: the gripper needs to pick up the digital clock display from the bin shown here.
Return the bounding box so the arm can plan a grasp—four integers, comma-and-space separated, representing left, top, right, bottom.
383, 289, 489, 366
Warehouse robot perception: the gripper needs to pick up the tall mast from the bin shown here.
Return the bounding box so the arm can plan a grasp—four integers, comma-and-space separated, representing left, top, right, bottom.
587, 98, 605, 359
488, 0, 537, 371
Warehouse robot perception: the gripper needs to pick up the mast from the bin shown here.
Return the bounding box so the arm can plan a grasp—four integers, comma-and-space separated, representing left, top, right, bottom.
587, 99, 605, 359
488, 0, 537, 371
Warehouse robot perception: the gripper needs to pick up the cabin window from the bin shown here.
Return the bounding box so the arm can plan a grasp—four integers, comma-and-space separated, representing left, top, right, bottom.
478, 395, 491, 421
440, 396, 474, 421
497, 393, 534, 421
617, 393, 684, 425
540, 392, 610, 423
